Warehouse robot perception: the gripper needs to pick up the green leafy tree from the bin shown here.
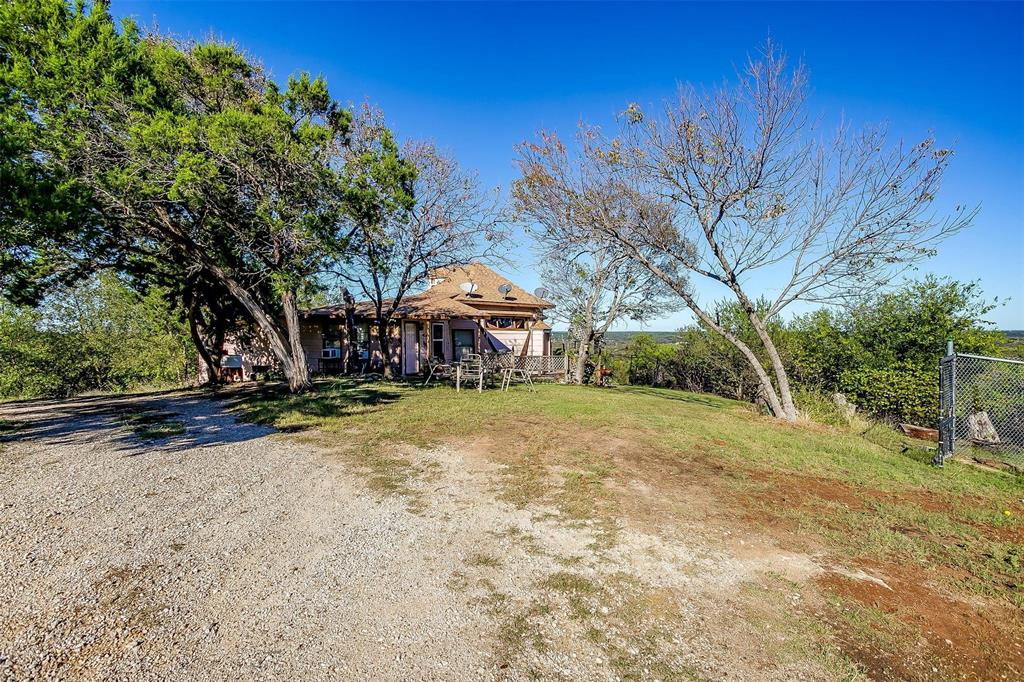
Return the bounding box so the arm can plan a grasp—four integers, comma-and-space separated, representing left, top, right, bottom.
624, 333, 678, 386
791, 276, 1003, 423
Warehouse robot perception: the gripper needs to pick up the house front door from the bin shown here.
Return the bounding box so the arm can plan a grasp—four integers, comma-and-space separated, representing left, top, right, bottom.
403, 322, 420, 375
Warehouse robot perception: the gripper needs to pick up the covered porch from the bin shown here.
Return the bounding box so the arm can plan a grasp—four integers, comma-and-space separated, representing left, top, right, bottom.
396, 316, 562, 378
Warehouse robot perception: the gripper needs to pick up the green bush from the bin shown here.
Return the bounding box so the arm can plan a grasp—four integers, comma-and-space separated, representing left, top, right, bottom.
603, 277, 1006, 426
791, 276, 1004, 425
837, 364, 936, 425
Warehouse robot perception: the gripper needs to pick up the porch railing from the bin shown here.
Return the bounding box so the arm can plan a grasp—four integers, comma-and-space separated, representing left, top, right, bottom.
484, 353, 567, 377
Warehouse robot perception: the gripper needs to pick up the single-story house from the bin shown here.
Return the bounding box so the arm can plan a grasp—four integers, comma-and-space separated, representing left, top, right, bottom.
301, 263, 555, 376
213, 263, 557, 380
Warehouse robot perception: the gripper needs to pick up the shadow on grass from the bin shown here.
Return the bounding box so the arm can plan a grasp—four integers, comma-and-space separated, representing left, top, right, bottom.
0, 418, 26, 436
226, 377, 409, 432
0, 386, 187, 408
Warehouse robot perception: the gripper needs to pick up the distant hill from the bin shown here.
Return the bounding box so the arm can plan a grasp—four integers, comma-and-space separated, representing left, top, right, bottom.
551, 331, 679, 350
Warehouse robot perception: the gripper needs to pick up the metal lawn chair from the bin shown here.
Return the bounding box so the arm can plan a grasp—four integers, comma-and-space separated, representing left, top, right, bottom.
456, 353, 485, 393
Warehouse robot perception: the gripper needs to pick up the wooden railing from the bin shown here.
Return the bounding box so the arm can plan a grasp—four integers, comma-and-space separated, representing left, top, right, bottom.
484, 353, 567, 376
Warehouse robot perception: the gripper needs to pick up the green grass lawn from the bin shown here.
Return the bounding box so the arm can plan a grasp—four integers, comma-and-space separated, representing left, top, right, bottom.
239, 378, 1019, 499
234, 377, 1024, 677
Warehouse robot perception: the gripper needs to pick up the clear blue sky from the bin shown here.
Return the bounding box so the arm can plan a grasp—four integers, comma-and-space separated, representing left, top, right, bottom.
115, 1, 1024, 330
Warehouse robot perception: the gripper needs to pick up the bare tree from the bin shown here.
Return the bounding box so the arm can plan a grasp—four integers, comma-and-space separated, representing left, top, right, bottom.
516, 42, 975, 420
513, 143, 678, 383
334, 114, 506, 377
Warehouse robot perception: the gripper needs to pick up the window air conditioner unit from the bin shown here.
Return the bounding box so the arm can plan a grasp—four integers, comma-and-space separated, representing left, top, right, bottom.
322, 348, 341, 359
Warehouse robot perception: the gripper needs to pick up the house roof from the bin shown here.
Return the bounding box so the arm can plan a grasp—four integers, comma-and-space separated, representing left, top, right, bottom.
301, 263, 553, 321
304, 292, 485, 321
427, 263, 553, 308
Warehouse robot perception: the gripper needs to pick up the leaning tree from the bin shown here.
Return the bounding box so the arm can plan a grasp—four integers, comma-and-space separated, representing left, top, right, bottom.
516, 42, 975, 420
513, 132, 678, 384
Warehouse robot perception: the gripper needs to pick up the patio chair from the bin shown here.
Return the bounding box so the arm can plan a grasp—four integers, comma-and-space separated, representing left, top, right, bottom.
423, 357, 454, 386
456, 353, 485, 393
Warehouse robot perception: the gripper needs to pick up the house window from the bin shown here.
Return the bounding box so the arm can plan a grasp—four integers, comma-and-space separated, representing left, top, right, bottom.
322, 324, 342, 349
355, 323, 370, 359
431, 322, 445, 359
489, 317, 526, 329
453, 329, 475, 361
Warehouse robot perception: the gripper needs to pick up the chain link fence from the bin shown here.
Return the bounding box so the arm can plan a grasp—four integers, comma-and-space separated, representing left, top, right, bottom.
937, 348, 1024, 471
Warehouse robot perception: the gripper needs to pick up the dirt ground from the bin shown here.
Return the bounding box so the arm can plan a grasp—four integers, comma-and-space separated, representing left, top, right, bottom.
0, 391, 1014, 680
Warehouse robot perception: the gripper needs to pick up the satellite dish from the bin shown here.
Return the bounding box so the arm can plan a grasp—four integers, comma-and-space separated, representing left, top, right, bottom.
534, 287, 549, 299
459, 281, 477, 295
498, 283, 513, 298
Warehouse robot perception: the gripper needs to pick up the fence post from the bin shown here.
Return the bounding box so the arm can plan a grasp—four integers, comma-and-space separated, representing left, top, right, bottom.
936, 340, 955, 466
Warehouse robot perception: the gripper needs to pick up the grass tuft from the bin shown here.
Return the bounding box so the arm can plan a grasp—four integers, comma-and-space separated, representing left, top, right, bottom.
465, 551, 503, 568
0, 418, 25, 435
120, 409, 185, 440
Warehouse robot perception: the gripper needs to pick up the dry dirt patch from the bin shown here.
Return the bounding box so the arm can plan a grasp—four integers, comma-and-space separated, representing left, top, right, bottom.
446, 413, 1024, 682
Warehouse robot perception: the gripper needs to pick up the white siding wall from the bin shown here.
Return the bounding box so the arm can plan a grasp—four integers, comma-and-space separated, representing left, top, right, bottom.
485, 329, 544, 356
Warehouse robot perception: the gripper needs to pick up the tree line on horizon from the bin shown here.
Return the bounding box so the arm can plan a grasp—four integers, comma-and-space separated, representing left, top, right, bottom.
1, 0, 995, 424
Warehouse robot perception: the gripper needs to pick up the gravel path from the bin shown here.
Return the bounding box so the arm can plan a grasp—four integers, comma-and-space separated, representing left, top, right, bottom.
0, 391, 838, 681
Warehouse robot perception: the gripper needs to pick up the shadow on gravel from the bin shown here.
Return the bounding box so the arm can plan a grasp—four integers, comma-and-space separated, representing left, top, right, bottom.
0, 378, 412, 456
0, 389, 275, 455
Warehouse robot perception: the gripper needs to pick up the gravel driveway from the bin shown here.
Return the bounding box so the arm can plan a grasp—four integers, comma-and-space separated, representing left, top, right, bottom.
0, 391, 840, 681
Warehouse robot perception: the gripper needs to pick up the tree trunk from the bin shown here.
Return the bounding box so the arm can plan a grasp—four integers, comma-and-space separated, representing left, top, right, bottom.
573, 334, 591, 385
376, 320, 394, 379
281, 289, 312, 393
188, 304, 219, 385
202, 260, 307, 393
744, 310, 798, 421
726, 337, 786, 419
210, 313, 227, 374
343, 288, 359, 375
